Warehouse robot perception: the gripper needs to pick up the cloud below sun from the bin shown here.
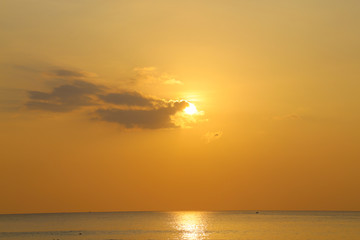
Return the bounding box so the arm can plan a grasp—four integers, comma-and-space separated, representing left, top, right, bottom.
24, 68, 203, 130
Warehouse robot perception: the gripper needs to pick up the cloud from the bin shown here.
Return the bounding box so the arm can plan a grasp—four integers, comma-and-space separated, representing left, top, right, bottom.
26, 80, 160, 113
133, 67, 157, 74
24, 68, 197, 129
26, 80, 103, 112
163, 78, 183, 85
0, 88, 25, 112
45, 69, 97, 79
273, 114, 302, 121
12, 65, 41, 73
99, 92, 157, 107
95, 101, 189, 129
133, 67, 183, 86
204, 131, 223, 143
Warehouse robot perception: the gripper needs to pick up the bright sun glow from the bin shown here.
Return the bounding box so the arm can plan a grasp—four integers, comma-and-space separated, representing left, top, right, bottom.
184, 102, 198, 115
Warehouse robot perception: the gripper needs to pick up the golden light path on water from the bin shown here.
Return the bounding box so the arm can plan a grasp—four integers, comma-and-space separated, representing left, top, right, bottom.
172, 212, 208, 240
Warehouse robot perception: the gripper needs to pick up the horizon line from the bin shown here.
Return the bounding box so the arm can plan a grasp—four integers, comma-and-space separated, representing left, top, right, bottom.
1, 209, 360, 216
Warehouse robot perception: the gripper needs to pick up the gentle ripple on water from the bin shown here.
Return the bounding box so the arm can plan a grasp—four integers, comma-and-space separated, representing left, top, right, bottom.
0, 211, 360, 240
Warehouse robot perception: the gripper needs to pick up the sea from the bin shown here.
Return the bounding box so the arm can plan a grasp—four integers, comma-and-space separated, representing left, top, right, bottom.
0, 211, 359, 240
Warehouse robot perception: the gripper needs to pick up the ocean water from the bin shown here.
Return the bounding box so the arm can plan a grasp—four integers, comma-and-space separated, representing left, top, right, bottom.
0, 211, 359, 240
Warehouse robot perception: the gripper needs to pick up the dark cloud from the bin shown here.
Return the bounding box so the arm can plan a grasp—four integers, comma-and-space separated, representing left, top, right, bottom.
95, 101, 189, 129
99, 92, 155, 107
28, 91, 52, 100
48, 69, 97, 79
26, 80, 103, 112
25, 80, 160, 113
25, 69, 193, 129
26, 101, 75, 112
52, 69, 85, 78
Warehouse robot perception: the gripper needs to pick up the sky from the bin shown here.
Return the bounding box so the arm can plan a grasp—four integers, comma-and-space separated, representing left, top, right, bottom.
0, 0, 360, 214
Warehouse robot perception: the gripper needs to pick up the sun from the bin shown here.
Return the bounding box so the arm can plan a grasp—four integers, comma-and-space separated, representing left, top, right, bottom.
184, 102, 198, 115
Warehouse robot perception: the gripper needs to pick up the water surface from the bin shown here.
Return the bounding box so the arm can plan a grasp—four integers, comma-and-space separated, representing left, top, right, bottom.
0, 211, 359, 240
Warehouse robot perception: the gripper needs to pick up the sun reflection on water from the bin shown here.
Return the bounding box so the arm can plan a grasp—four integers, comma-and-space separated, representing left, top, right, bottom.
173, 212, 208, 240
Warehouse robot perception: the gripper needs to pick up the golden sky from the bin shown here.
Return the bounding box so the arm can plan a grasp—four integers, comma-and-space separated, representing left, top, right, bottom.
1, 0, 360, 214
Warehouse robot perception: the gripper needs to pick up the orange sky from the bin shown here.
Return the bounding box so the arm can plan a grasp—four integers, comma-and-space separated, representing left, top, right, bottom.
1, 0, 360, 214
